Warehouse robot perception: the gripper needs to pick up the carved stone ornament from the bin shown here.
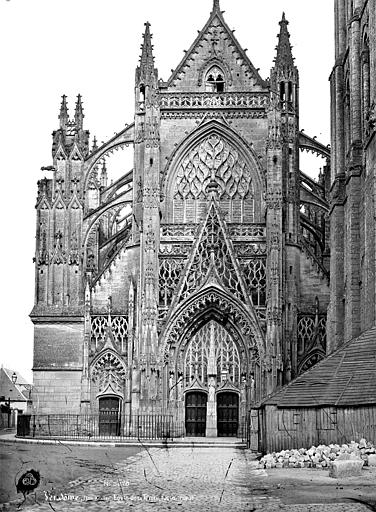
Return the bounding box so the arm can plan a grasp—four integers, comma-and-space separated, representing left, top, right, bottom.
91, 351, 127, 396
173, 134, 254, 223
162, 288, 263, 364
37, 223, 48, 266
50, 230, 67, 265
183, 320, 241, 389
68, 231, 80, 265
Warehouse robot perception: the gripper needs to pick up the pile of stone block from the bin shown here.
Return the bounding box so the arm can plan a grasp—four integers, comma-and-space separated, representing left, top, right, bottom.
258, 439, 376, 470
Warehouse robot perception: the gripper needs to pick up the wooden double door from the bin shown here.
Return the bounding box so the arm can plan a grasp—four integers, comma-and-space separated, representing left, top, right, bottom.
99, 397, 121, 436
185, 391, 239, 437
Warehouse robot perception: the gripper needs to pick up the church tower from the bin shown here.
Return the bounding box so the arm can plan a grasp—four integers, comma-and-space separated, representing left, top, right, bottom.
32, 95, 89, 412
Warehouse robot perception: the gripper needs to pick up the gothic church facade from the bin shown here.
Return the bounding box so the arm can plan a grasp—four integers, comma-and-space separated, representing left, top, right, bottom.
31, 1, 331, 436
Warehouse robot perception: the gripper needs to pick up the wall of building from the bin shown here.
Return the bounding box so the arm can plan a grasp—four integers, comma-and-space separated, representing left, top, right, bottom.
329, 0, 376, 350
259, 404, 376, 453
32, 370, 82, 414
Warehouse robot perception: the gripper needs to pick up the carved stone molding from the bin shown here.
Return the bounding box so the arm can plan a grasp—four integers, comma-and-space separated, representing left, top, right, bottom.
160, 92, 269, 110
161, 287, 264, 365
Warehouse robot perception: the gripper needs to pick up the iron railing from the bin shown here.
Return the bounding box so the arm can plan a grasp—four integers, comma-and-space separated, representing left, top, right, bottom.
17, 413, 251, 444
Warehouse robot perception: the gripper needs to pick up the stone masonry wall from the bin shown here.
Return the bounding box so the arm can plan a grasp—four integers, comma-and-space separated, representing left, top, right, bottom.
32, 370, 82, 414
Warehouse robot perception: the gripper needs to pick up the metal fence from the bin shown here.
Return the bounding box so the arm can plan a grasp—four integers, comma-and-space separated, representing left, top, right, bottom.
17, 413, 251, 444
18, 414, 185, 441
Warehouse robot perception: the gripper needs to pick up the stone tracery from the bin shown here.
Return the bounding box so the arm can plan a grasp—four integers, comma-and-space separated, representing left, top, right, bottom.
173, 134, 254, 223
178, 205, 248, 303
91, 351, 127, 395
184, 320, 240, 388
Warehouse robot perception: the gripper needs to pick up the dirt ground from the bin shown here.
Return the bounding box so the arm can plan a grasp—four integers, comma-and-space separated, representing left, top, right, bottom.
0, 439, 141, 504
250, 466, 376, 508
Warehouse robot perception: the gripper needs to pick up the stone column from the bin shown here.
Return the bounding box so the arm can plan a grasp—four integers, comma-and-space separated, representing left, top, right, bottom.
206, 322, 217, 437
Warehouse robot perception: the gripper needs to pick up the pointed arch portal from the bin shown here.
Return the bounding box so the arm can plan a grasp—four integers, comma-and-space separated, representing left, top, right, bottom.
182, 320, 241, 437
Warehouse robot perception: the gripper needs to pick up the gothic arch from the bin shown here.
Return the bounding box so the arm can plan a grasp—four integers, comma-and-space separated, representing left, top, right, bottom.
182, 320, 242, 390
197, 57, 233, 87
160, 285, 265, 368
90, 348, 127, 398
161, 120, 265, 222
298, 350, 325, 375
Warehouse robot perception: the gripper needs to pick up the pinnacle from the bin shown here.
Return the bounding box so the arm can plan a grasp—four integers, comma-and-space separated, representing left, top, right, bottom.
75, 94, 84, 127
75, 94, 83, 111
212, 0, 220, 12
275, 12, 294, 68
58, 95, 69, 127
139, 21, 154, 70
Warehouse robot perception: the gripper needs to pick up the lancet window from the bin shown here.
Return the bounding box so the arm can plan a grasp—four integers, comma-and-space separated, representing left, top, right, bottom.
184, 321, 241, 387
159, 258, 185, 307
173, 134, 254, 223
240, 259, 266, 306
90, 315, 128, 355
297, 315, 327, 357
361, 32, 370, 134
205, 66, 225, 92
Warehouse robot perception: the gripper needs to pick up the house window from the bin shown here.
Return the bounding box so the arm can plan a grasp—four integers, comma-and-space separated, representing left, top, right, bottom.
205, 67, 225, 92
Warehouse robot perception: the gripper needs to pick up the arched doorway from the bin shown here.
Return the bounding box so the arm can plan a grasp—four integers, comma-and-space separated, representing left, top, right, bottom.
185, 391, 207, 437
217, 392, 239, 437
99, 396, 121, 436
182, 320, 243, 437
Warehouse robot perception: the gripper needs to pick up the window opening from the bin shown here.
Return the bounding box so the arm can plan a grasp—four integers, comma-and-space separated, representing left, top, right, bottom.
205, 66, 225, 93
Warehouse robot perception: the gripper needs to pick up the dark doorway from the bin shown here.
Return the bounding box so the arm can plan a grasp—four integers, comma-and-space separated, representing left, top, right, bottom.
99, 397, 121, 436
217, 392, 239, 437
185, 391, 207, 437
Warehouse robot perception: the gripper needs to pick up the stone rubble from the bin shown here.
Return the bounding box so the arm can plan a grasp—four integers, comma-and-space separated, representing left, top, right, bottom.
258, 438, 376, 470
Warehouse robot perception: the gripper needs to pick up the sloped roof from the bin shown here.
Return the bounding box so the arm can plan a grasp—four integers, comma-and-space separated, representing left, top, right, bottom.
4, 368, 29, 386
0, 368, 31, 402
263, 326, 376, 408
167, 2, 266, 89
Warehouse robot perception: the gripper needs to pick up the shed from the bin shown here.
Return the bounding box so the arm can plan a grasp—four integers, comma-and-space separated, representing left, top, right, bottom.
255, 327, 376, 453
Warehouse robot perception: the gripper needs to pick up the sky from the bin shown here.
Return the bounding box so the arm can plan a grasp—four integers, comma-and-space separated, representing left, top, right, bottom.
0, 0, 334, 383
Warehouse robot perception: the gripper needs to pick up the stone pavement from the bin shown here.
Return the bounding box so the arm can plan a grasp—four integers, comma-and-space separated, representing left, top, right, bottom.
2, 447, 371, 511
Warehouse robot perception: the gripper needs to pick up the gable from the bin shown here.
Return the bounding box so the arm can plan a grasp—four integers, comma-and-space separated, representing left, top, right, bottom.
167, 9, 267, 93
174, 201, 249, 304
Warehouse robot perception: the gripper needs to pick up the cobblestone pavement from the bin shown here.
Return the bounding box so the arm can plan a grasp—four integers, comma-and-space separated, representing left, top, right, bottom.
3, 447, 371, 512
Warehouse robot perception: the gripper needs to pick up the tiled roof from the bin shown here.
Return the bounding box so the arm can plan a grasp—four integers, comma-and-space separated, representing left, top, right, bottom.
263, 326, 376, 408
0, 368, 31, 402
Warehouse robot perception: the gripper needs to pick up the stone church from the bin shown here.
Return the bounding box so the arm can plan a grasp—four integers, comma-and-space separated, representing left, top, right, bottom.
31, 0, 334, 437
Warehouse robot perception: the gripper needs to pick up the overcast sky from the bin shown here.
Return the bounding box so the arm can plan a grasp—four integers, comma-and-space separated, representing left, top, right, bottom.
0, 0, 333, 382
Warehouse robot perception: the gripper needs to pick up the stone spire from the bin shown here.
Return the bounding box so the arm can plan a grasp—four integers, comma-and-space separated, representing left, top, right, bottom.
74, 94, 84, 130
139, 22, 154, 78
58, 94, 68, 129
275, 13, 294, 68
